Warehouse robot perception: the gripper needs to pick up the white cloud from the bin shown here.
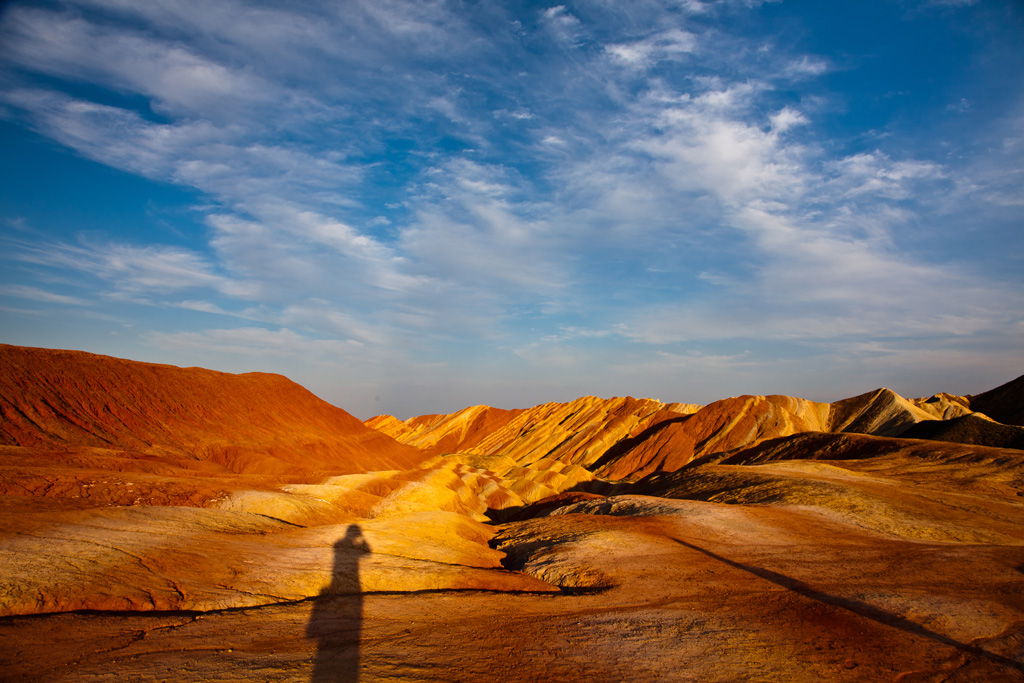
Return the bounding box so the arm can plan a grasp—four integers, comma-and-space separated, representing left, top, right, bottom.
606, 29, 697, 68
14, 239, 255, 298
176, 300, 234, 315
769, 107, 808, 133
828, 152, 945, 199
143, 326, 362, 360
2, 7, 276, 119
2, 89, 227, 179
541, 5, 584, 45
575, 56, 1024, 361
0, 285, 91, 306
399, 159, 570, 298
635, 90, 807, 205
784, 56, 828, 78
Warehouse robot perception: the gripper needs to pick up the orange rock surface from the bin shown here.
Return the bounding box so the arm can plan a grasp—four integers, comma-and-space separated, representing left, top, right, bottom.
371, 380, 1019, 482
1, 345, 1023, 682
371, 393, 834, 480
0, 344, 423, 477
0, 345, 564, 621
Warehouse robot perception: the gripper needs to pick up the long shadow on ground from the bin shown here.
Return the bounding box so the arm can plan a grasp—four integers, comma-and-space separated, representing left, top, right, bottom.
308, 525, 370, 683
672, 538, 1024, 675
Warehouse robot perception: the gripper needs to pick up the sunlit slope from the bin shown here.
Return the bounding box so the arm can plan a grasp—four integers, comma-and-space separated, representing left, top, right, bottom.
590, 394, 831, 479
0, 345, 561, 615
828, 387, 970, 436
371, 379, 1023, 481
369, 396, 701, 462
371, 394, 835, 480
365, 404, 526, 454
0, 344, 424, 475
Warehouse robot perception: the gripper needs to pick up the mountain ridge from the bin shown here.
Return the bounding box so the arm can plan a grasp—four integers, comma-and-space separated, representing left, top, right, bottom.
368, 379, 1022, 481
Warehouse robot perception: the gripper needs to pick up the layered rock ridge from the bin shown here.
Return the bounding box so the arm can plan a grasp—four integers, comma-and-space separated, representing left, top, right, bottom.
370, 377, 1023, 482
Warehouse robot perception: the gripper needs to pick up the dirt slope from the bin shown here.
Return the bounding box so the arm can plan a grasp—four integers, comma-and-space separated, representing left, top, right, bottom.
0, 344, 423, 476
971, 374, 1024, 426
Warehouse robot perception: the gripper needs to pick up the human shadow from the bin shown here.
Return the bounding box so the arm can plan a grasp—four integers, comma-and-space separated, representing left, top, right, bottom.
672, 538, 1024, 674
308, 524, 370, 682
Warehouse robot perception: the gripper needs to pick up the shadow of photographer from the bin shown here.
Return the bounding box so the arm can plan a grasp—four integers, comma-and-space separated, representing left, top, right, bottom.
308, 524, 370, 682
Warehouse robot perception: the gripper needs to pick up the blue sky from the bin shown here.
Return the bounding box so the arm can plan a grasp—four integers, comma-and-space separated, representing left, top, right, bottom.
1, 0, 1022, 419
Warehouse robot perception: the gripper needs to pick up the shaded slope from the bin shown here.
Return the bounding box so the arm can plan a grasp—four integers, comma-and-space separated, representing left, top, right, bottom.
706, 431, 1024, 494
970, 373, 1024, 426
0, 344, 423, 475
900, 414, 1024, 451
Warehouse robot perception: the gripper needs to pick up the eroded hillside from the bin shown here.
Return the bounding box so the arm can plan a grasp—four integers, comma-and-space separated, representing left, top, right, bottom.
0, 344, 423, 476
1, 345, 1022, 682
368, 380, 1008, 481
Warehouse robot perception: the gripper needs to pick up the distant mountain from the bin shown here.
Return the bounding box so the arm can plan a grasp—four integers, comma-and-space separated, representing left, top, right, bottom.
827, 387, 970, 437
369, 396, 703, 479
368, 377, 1022, 481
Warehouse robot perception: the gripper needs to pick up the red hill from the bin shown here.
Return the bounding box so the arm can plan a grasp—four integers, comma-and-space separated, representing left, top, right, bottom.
0, 344, 423, 476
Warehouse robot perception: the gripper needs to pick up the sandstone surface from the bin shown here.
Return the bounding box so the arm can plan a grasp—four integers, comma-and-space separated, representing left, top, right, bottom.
1, 345, 1023, 681
0, 344, 424, 476
374, 378, 1023, 482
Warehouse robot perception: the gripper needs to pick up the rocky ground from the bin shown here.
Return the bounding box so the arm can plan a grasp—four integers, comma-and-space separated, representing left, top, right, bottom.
1, 345, 1023, 681
4, 495, 1023, 682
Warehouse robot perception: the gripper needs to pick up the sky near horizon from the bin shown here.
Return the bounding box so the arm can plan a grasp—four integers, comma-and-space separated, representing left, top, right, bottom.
1, 0, 1022, 419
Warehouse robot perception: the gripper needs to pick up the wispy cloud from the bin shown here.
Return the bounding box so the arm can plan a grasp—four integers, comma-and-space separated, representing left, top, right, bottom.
0, 284, 90, 306
143, 326, 363, 360
1, 0, 1021, 414
2, 7, 275, 119
541, 5, 584, 46
13, 238, 254, 298
606, 29, 697, 68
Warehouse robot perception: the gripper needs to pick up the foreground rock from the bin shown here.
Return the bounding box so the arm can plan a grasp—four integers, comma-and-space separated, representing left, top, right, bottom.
3, 482, 1022, 682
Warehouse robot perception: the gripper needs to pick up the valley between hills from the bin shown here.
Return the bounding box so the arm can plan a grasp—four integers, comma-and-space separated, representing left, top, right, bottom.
1, 343, 1023, 682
